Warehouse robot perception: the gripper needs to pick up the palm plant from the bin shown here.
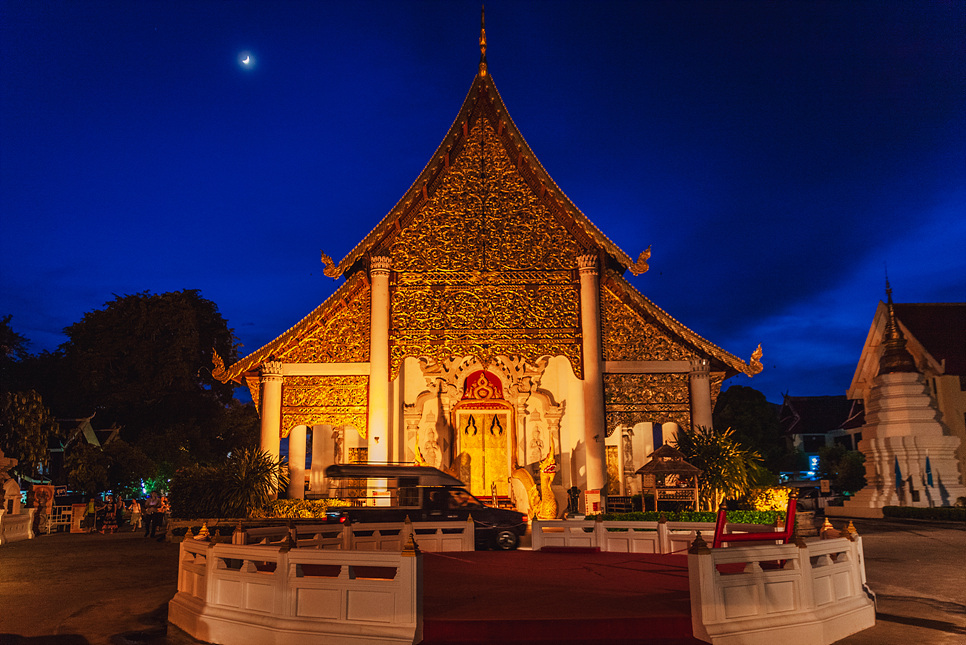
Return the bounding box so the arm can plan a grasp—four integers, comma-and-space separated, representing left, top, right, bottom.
219, 448, 289, 518
671, 425, 765, 511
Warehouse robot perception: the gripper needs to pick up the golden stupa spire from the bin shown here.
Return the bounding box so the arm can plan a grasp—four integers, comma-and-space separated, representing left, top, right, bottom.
479, 5, 487, 76
879, 275, 917, 374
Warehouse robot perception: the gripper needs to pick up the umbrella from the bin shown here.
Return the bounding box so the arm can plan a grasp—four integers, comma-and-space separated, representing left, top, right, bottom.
925, 456, 933, 487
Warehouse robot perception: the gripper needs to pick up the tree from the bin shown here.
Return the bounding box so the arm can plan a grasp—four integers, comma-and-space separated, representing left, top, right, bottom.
65, 442, 110, 494
55, 290, 252, 467
1, 315, 30, 387
713, 385, 789, 475
672, 425, 766, 511
818, 444, 867, 494
102, 439, 157, 496
0, 390, 62, 480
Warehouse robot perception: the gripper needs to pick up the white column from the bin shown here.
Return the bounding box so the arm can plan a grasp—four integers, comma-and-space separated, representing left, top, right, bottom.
689, 357, 713, 430
259, 360, 283, 461
367, 256, 392, 465
577, 254, 606, 491
309, 424, 329, 494
287, 425, 306, 499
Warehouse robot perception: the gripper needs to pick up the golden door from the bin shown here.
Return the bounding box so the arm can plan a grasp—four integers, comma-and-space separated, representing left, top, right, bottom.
455, 410, 510, 497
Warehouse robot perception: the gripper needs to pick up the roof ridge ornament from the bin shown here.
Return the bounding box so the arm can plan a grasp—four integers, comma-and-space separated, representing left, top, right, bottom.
628, 245, 651, 276
320, 250, 340, 278
749, 343, 764, 375
479, 5, 487, 77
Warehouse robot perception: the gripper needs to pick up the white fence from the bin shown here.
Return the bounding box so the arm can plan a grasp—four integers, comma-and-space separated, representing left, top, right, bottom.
532, 519, 779, 554
232, 518, 475, 553
688, 536, 875, 645
0, 508, 35, 545
168, 539, 422, 645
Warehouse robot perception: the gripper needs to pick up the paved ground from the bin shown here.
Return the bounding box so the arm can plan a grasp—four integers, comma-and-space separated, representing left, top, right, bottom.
0, 518, 962, 645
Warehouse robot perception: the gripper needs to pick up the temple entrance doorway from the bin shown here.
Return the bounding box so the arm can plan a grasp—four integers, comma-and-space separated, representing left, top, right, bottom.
451, 370, 515, 499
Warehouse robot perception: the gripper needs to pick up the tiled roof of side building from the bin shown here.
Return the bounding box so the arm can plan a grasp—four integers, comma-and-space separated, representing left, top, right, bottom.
893, 303, 966, 376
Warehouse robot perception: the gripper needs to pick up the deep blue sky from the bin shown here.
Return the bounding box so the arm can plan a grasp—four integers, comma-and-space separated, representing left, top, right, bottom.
2, 1, 963, 403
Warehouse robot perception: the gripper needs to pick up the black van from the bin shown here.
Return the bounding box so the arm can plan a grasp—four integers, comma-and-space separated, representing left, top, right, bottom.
324, 464, 528, 550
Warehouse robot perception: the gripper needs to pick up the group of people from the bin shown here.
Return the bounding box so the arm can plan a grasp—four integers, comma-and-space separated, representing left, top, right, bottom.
83, 490, 168, 538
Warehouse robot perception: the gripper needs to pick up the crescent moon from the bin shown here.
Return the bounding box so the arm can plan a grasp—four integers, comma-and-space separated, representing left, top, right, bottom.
242, 55, 250, 64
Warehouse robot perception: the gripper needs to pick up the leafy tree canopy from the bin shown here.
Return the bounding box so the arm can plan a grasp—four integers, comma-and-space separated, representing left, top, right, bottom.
1, 315, 32, 397
0, 390, 62, 479
713, 385, 788, 474
13, 291, 258, 481
818, 444, 867, 495
46, 290, 255, 466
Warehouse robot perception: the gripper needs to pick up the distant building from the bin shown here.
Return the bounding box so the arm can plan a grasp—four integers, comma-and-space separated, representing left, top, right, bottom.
830, 292, 965, 517
779, 395, 864, 473
45, 416, 120, 484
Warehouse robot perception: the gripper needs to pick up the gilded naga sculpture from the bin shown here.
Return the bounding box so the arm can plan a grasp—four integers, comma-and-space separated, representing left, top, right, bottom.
512, 436, 558, 520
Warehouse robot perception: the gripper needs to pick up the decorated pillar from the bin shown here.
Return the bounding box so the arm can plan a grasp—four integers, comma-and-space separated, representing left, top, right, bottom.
259, 360, 283, 461
689, 357, 713, 430
577, 254, 605, 491
287, 425, 306, 499
367, 256, 392, 465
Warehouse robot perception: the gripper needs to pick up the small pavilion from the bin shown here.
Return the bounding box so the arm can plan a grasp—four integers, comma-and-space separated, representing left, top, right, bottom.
635, 444, 701, 512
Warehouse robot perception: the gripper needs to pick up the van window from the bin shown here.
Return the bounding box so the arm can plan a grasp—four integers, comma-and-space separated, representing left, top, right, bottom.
398, 487, 419, 507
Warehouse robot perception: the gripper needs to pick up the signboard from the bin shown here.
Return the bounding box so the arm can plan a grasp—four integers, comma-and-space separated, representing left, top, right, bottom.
820, 479, 831, 494
584, 489, 601, 514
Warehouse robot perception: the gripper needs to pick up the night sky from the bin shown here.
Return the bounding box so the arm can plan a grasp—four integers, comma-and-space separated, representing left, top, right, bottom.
2, 1, 963, 403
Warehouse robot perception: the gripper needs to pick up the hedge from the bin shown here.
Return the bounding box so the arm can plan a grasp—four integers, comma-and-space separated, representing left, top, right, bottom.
585, 510, 785, 524
254, 498, 351, 519
882, 506, 966, 522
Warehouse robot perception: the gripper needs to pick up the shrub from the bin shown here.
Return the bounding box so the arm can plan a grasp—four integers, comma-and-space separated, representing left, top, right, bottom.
744, 487, 792, 512
168, 449, 287, 518
882, 506, 966, 522
168, 464, 222, 518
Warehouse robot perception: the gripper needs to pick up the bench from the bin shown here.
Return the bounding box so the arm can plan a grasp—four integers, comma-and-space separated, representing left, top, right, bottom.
712, 498, 796, 548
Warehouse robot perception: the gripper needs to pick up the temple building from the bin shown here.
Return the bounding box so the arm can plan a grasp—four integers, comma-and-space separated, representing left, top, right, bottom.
830, 289, 966, 517
213, 24, 762, 515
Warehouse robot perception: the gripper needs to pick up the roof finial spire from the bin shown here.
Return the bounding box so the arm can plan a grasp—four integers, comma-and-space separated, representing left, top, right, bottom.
479, 5, 488, 77
879, 272, 918, 375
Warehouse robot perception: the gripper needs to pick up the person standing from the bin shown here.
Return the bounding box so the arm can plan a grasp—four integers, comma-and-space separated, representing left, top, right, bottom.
143, 491, 161, 538
128, 498, 142, 532
101, 494, 118, 534
84, 497, 97, 533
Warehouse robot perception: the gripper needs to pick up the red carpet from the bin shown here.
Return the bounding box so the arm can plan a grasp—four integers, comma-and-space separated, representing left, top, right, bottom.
422, 551, 704, 644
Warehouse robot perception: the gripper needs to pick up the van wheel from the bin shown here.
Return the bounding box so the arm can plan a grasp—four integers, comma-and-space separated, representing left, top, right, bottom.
495, 530, 519, 551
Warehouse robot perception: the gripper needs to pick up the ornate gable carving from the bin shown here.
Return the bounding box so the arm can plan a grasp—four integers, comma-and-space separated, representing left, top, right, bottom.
390, 115, 583, 272
387, 111, 584, 377
600, 283, 689, 362
275, 280, 371, 364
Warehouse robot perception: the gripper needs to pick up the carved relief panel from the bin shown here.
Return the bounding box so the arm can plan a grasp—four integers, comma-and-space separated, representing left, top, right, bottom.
280, 375, 369, 438
603, 373, 691, 433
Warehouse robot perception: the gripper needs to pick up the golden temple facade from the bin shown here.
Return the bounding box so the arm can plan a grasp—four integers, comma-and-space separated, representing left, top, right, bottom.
215, 27, 761, 513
